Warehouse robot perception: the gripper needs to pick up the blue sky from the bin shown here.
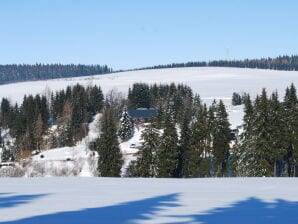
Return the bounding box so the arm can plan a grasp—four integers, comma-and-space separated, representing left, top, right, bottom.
0, 0, 297, 70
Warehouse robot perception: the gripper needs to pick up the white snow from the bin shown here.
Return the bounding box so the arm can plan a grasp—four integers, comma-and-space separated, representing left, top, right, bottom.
0, 178, 297, 223
24, 114, 101, 177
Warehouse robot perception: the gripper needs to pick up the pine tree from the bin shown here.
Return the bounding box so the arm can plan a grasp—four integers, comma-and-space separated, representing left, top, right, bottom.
57, 101, 73, 147
268, 92, 287, 176
283, 83, 298, 176
176, 97, 192, 178
128, 124, 159, 177
118, 106, 134, 141
233, 94, 254, 176
239, 89, 273, 176
35, 113, 44, 150
213, 100, 231, 177
96, 108, 123, 177
1, 144, 11, 162
156, 113, 178, 178
187, 104, 211, 177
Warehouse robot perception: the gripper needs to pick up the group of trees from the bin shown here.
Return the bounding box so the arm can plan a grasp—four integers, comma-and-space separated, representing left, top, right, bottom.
0, 64, 112, 85
128, 83, 193, 124
90, 82, 232, 177
234, 84, 298, 177
127, 97, 231, 178
0, 84, 104, 160
134, 55, 298, 72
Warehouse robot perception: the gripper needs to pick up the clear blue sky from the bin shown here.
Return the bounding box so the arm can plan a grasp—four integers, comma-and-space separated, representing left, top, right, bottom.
0, 0, 297, 70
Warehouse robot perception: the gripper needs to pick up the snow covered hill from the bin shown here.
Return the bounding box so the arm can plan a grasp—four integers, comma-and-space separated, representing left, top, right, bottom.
0, 178, 297, 223
1, 67, 297, 129
1, 67, 297, 106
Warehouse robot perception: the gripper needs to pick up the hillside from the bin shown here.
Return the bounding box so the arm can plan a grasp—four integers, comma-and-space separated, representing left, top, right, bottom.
1, 67, 298, 106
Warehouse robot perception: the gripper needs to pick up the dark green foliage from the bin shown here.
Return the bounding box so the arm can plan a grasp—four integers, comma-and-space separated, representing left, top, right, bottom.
212, 100, 231, 177
128, 124, 159, 177
128, 83, 151, 109
88, 85, 104, 115
133, 55, 298, 72
156, 114, 178, 177
1, 84, 104, 151
128, 83, 193, 125
232, 92, 242, 106
0, 64, 112, 85
283, 83, 298, 176
96, 109, 123, 177
176, 97, 192, 178
1, 143, 12, 162
188, 104, 212, 177
118, 107, 134, 141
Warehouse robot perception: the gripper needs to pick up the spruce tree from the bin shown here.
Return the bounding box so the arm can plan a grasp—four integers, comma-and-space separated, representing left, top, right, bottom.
182, 104, 210, 177
213, 100, 231, 177
240, 89, 273, 176
283, 83, 298, 176
233, 94, 254, 176
96, 108, 123, 177
156, 113, 178, 177
176, 98, 192, 178
118, 106, 134, 141
128, 124, 159, 177
268, 92, 287, 176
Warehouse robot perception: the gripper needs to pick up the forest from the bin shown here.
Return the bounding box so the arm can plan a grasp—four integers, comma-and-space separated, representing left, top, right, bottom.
0, 82, 297, 177
0, 64, 112, 84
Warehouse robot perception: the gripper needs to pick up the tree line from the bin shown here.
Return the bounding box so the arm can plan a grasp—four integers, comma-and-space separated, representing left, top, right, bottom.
0, 64, 112, 85
131, 55, 298, 72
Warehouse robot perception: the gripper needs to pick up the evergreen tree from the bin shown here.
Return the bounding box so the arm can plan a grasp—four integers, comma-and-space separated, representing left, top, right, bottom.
128, 124, 159, 177
96, 108, 123, 177
156, 113, 178, 177
118, 106, 134, 141
176, 97, 192, 178
283, 83, 298, 176
233, 94, 254, 176
268, 92, 287, 176
213, 100, 231, 177
240, 89, 273, 176
187, 104, 211, 177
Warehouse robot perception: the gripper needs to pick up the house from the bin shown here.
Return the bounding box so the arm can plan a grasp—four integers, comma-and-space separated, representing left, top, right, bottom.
128, 108, 157, 123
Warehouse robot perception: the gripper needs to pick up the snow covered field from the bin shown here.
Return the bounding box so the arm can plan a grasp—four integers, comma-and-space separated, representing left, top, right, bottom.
0, 178, 297, 223
1, 67, 298, 105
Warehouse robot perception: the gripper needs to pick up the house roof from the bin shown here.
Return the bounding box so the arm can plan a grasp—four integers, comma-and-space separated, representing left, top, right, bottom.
128, 108, 157, 119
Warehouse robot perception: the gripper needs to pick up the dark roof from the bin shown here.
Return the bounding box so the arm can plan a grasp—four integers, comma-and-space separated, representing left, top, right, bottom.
128, 108, 157, 119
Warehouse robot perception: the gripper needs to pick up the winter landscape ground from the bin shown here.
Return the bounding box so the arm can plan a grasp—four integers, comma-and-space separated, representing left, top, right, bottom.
0, 67, 298, 223
1, 178, 298, 223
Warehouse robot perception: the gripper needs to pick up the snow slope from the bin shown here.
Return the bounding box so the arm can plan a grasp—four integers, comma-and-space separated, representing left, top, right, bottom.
0, 178, 297, 223
24, 114, 101, 177
1, 67, 297, 105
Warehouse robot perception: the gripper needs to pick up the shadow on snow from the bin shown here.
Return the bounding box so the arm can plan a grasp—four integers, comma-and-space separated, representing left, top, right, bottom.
172, 197, 298, 224
1, 193, 180, 224
0, 193, 47, 209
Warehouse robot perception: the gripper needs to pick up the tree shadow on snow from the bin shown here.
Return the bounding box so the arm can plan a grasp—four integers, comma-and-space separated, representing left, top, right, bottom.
1, 193, 180, 224
0, 193, 48, 209
172, 197, 298, 224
